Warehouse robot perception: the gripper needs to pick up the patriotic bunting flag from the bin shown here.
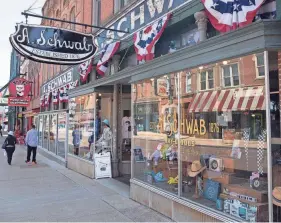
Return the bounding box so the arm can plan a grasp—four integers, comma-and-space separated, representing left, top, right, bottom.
59, 86, 69, 103
44, 92, 50, 107
79, 58, 93, 82
40, 95, 45, 108
134, 13, 171, 62
256, 0, 276, 20
52, 90, 59, 105
201, 0, 265, 32
96, 41, 121, 76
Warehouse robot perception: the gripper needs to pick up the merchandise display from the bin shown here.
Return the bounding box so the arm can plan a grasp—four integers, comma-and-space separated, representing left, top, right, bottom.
132, 55, 271, 222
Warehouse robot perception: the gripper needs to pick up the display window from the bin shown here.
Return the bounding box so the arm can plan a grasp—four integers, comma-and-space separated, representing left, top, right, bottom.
132, 53, 270, 222
268, 50, 281, 222
68, 93, 98, 161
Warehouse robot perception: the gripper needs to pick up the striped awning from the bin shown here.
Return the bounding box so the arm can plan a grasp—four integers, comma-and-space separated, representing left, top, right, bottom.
188, 86, 265, 113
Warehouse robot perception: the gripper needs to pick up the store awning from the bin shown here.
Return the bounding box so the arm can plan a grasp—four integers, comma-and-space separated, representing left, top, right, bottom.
188, 86, 265, 113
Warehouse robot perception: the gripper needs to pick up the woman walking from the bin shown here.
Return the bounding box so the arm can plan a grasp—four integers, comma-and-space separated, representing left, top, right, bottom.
3, 131, 17, 165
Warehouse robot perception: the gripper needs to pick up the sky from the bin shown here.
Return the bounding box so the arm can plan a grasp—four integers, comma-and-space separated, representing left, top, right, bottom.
0, 0, 45, 87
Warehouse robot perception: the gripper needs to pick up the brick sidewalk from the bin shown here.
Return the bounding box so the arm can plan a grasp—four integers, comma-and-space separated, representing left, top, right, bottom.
0, 136, 171, 222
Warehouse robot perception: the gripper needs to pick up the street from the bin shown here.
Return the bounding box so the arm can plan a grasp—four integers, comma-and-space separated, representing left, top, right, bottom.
0, 135, 171, 222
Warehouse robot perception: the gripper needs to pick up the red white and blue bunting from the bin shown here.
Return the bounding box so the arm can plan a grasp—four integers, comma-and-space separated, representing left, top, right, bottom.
96, 41, 121, 76
40, 95, 45, 108
52, 90, 59, 105
79, 58, 93, 83
256, 0, 276, 20
134, 13, 171, 62
201, 0, 265, 32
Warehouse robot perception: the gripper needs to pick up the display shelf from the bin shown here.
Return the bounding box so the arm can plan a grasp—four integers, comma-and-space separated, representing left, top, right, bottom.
221, 183, 268, 203
219, 193, 267, 206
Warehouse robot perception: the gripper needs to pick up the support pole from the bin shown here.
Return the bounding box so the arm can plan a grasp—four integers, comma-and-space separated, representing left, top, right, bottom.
112, 84, 119, 177
22, 12, 129, 34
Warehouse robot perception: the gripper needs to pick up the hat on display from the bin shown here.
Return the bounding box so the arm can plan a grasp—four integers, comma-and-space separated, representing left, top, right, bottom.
188, 160, 206, 177
102, 119, 110, 127
273, 187, 281, 207
8, 131, 14, 136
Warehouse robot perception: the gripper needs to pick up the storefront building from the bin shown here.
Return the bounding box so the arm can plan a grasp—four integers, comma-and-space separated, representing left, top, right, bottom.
84, 0, 281, 222
37, 66, 80, 163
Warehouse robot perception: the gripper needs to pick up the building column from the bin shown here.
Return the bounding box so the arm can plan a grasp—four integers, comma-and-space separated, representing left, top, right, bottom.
112, 55, 121, 75
112, 83, 119, 177
194, 11, 208, 42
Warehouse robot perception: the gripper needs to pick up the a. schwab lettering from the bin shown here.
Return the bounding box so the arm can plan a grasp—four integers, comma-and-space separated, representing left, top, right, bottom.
42, 70, 73, 94
10, 24, 97, 65
95, 0, 190, 49
158, 112, 220, 136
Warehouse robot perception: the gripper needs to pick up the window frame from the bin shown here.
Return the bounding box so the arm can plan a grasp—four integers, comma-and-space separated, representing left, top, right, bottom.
221, 63, 240, 88
255, 53, 265, 78
69, 7, 76, 30
199, 68, 214, 91
185, 71, 192, 93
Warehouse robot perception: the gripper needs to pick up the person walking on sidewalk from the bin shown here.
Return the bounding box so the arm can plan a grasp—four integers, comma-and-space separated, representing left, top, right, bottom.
0, 124, 3, 137
3, 131, 17, 165
25, 125, 38, 165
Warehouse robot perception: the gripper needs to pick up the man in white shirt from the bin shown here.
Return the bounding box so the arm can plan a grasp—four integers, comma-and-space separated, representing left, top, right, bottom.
25, 125, 39, 164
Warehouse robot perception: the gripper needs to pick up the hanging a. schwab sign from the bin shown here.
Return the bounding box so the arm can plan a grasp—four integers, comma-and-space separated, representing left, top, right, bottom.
10, 23, 98, 65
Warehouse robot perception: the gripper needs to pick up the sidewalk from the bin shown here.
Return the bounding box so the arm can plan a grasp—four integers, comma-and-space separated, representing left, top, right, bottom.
0, 135, 171, 222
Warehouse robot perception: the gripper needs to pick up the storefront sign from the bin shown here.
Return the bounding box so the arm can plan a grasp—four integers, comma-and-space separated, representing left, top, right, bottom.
10, 23, 97, 65
8, 77, 31, 107
157, 78, 168, 96
42, 69, 74, 94
8, 97, 30, 107
95, 0, 191, 49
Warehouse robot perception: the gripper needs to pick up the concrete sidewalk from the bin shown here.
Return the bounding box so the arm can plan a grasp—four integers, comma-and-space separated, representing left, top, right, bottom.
0, 135, 171, 222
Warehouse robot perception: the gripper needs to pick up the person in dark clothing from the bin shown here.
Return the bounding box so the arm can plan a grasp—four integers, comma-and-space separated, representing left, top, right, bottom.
0, 125, 3, 137
4, 131, 17, 165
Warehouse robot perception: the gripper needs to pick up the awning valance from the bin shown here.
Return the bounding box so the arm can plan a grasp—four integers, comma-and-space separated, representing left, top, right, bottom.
188, 86, 265, 113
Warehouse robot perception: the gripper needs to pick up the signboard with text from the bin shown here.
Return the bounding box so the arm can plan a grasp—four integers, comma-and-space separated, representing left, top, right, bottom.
8, 97, 30, 107
10, 23, 98, 65
8, 77, 31, 107
95, 0, 191, 50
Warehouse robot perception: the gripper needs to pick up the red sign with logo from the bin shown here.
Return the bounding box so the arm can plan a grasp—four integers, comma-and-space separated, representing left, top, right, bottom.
8, 78, 31, 107
8, 97, 30, 106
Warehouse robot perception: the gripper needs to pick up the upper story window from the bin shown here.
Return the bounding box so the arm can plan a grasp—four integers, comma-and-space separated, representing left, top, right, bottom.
114, 0, 131, 14
199, 69, 214, 90
63, 0, 69, 8
62, 16, 67, 28
56, 9, 60, 18
186, 72, 192, 93
222, 63, 240, 87
255, 53, 265, 77
70, 7, 76, 30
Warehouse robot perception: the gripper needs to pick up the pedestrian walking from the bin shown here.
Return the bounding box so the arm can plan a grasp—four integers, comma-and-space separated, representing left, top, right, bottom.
0, 124, 3, 137
25, 125, 38, 165
2, 131, 17, 165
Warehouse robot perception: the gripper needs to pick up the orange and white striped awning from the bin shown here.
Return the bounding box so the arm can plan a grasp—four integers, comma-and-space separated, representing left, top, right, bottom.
188, 86, 265, 113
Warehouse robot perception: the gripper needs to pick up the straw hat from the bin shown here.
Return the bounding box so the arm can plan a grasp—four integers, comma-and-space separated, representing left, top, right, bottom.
273, 187, 281, 207
188, 160, 206, 177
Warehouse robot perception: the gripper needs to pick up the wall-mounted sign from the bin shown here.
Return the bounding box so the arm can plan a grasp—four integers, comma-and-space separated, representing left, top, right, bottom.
10, 23, 98, 65
42, 69, 74, 94
157, 78, 168, 97
8, 97, 30, 107
95, 0, 191, 50
9, 78, 31, 97
8, 77, 31, 107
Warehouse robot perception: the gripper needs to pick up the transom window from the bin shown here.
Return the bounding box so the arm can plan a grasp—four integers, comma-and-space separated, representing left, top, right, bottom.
200, 69, 214, 90
222, 64, 240, 87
